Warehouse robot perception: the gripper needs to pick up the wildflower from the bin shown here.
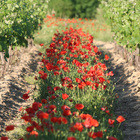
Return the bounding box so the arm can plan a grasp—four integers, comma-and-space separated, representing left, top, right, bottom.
73, 122, 83, 132
26, 126, 34, 132
105, 55, 109, 60
63, 110, 71, 116
108, 136, 118, 140
37, 111, 49, 120
30, 131, 38, 137
67, 137, 76, 140
116, 116, 125, 123
5, 125, 15, 131
22, 93, 29, 100
1, 136, 9, 140
75, 104, 84, 110
41, 99, 47, 104
62, 93, 69, 100
108, 119, 115, 125
40, 43, 44, 46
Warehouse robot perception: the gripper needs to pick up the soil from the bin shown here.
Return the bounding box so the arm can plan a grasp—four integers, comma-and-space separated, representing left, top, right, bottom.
0, 40, 140, 139
0, 44, 41, 137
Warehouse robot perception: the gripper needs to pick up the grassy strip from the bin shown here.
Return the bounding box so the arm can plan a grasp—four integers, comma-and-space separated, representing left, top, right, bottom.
34, 10, 113, 46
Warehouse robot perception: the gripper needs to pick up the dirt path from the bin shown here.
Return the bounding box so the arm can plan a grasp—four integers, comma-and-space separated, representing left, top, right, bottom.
94, 40, 140, 140
0, 44, 41, 136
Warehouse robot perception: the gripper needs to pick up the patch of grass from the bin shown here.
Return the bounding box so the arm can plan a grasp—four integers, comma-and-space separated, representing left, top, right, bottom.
6, 120, 26, 140
24, 75, 36, 85
34, 9, 113, 45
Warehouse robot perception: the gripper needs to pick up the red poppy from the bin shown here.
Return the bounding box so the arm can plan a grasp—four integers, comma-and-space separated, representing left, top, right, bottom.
38, 52, 42, 56
88, 131, 103, 139
108, 119, 115, 125
75, 78, 81, 83
21, 115, 32, 122
108, 136, 118, 140
96, 131, 103, 138
63, 110, 71, 116
1, 137, 9, 140
83, 117, 99, 128
41, 99, 47, 104
67, 137, 76, 140
26, 126, 34, 132
32, 102, 42, 111
75, 104, 84, 110
116, 116, 125, 123
69, 99, 73, 102
26, 107, 35, 115
61, 105, 70, 111
59, 117, 68, 124
37, 111, 49, 120
62, 93, 69, 100
40, 43, 44, 46
30, 131, 38, 137
22, 93, 29, 100
51, 117, 58, 123
73, 122, 83, 132
49, 105, 57, 110
5, 125, 15, 131
54, 86, 61, 91
105, 55, 109, 60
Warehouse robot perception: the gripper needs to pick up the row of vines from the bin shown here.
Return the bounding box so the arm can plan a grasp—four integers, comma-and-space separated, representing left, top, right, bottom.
0, 0, 49, 77
101, 0, 140, 70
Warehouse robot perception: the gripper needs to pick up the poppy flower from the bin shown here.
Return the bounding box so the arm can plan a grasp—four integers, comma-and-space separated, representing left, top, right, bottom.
32, 102, 42, 111
108, 119, 115, 125
1, 137, 9, 140
88, 131, 103, 139
75, 78, 81, 83
96, 131, 103, 138
63, 110, 71, 116
105, 55, 109, 60
30, 131, 38, 137
69, 99, 73, 102
51, 117, 58, 123
73, 122, 83, 132
5, 125, 15, 131
41, 99, 47, 104
26, 126, 34, 132
83, 117, 99, 128
59, 117, 68, 124
54, 86, 61, 91
37, 111, 49, 120
61, 105, 70, 111
108, 136, 118, 140
75, 104, 84, 110
67, 137, 76, 140
49, 105, 57, 110
38, 52, 42, 56
21, 115, 32, 122
22, 93, 29, 100
62, 93, 69, 100
116, 116, 125, 123
40, 43, 44, 46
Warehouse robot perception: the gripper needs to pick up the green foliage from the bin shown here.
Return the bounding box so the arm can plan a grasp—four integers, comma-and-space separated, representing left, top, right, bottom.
0, 0, 49, 57
48, 0, 100, 18
100, 0, 140, 50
